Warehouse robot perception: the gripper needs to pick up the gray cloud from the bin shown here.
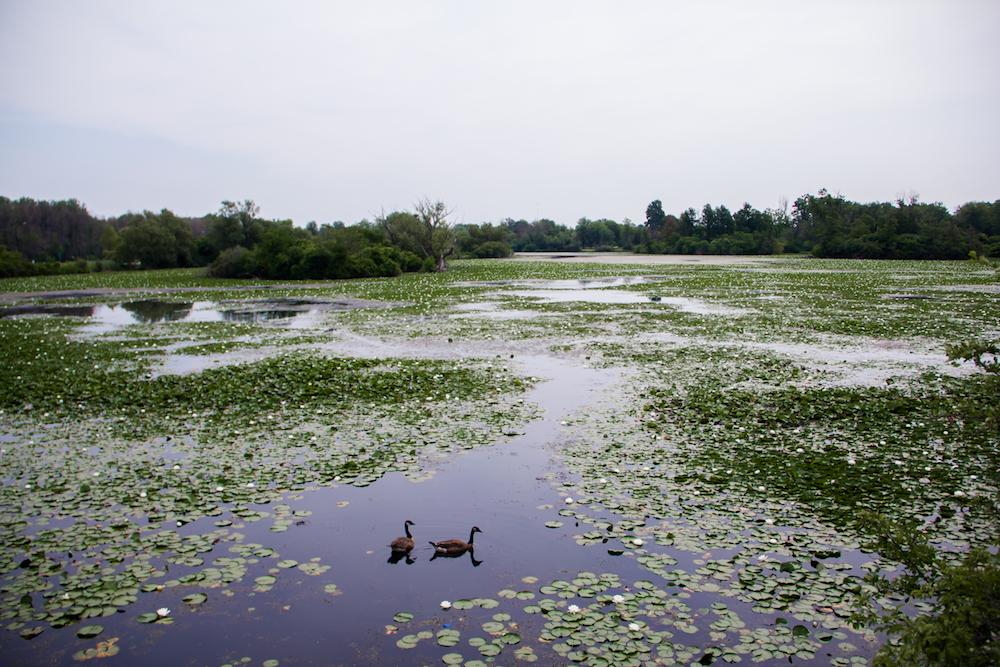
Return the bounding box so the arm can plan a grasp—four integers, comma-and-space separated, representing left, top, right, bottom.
1, 1, 997, 225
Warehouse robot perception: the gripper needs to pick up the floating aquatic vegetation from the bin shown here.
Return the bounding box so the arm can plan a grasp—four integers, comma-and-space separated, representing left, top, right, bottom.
1, 258, 997, 665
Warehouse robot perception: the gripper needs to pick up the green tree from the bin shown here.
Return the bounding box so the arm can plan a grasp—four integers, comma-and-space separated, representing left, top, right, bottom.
112, 209, 196, 269
853, 512, 1000, 667
455, 223, 512, 258
576, 218, 616, 250
645, 200, 667, 235
379, 199, 456, 271
99, 225, 120, 259
203, 200, 261, 260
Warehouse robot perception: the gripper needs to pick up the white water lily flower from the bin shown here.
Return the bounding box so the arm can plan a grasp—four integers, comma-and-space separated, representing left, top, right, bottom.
894, 460, 904, 466
565, 497, 574, 504
612, 595, 625, 604
628, 622, 640, 631
216, 486, 224, 492
246, 482, 255, 488
954, 490, 966, 497
758, 486, 766, 492
156, 607, 170, 617
172, 465, 180, 470
758, 555, 768, 561
440, 601, 452, 609
633, 539, 643, 546
139, 492, 147, 498
567, 604, 581, 613
764, 518, 774, 525
847, 459, 856, 465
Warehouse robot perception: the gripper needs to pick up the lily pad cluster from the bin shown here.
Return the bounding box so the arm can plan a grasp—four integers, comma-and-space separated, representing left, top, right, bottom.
387, 568, 876, 666
2, 258, 998, 664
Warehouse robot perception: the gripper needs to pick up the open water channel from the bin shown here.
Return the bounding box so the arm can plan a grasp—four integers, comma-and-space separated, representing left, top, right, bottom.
5, 258, 996, 667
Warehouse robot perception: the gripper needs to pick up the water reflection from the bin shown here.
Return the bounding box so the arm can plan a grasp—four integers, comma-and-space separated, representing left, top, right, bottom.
220, 308, 300, 323
120, 300, 193, 323
459, 276, 659, 290
1, 299, 322, 326
387, 551, 416, 565
428, 550, 483, 567
0, 304, 95, 318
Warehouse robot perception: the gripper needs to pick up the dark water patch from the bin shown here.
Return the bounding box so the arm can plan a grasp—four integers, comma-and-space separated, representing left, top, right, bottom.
0, 305, 96, 319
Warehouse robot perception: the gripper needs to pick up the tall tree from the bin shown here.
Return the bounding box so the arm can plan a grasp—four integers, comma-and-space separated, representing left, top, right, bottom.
645, 200, 667, 235
379, 199, 456, 271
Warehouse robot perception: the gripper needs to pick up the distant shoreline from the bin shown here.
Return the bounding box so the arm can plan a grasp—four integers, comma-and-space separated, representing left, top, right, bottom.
508, 252, 787, 266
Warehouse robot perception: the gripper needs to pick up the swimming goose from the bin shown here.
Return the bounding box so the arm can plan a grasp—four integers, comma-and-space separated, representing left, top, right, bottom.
390, 520, 415, 551
430, 526, 481, 553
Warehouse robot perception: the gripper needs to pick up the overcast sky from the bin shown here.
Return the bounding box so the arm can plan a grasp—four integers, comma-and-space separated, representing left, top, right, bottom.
1, 1, 997, 226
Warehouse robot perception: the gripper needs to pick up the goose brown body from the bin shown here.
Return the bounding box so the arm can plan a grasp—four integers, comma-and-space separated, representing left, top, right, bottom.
390, 520, 415, 551
430, 526, 481, 553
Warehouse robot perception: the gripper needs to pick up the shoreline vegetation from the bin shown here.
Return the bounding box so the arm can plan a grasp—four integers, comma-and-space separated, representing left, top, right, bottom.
2, 192, 998, 280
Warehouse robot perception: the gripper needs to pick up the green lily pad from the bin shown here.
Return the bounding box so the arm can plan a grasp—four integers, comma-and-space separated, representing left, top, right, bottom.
183, 593, 208, 605
76, 624, 104, 639
478, 643, 501, 657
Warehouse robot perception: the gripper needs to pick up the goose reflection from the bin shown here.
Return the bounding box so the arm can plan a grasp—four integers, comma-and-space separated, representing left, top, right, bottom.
387, 550, 416, 565
429, 548, 483, 567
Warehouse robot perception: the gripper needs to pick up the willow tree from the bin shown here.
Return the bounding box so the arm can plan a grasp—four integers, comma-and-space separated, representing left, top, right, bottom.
378, 198, 456, 271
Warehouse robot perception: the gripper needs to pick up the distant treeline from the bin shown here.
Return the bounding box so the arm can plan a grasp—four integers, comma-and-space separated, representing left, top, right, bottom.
2, 191, 999, 279
491, 192, 1000, 260
0, 197, 447, 279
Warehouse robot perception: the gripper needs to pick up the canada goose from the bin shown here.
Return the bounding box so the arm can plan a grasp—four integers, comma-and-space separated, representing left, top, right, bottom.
390, 520, 415, 551
430, 526, 482, 553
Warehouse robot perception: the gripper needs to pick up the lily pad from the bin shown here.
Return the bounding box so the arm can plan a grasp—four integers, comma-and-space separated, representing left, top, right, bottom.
76, 624, 104, 639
